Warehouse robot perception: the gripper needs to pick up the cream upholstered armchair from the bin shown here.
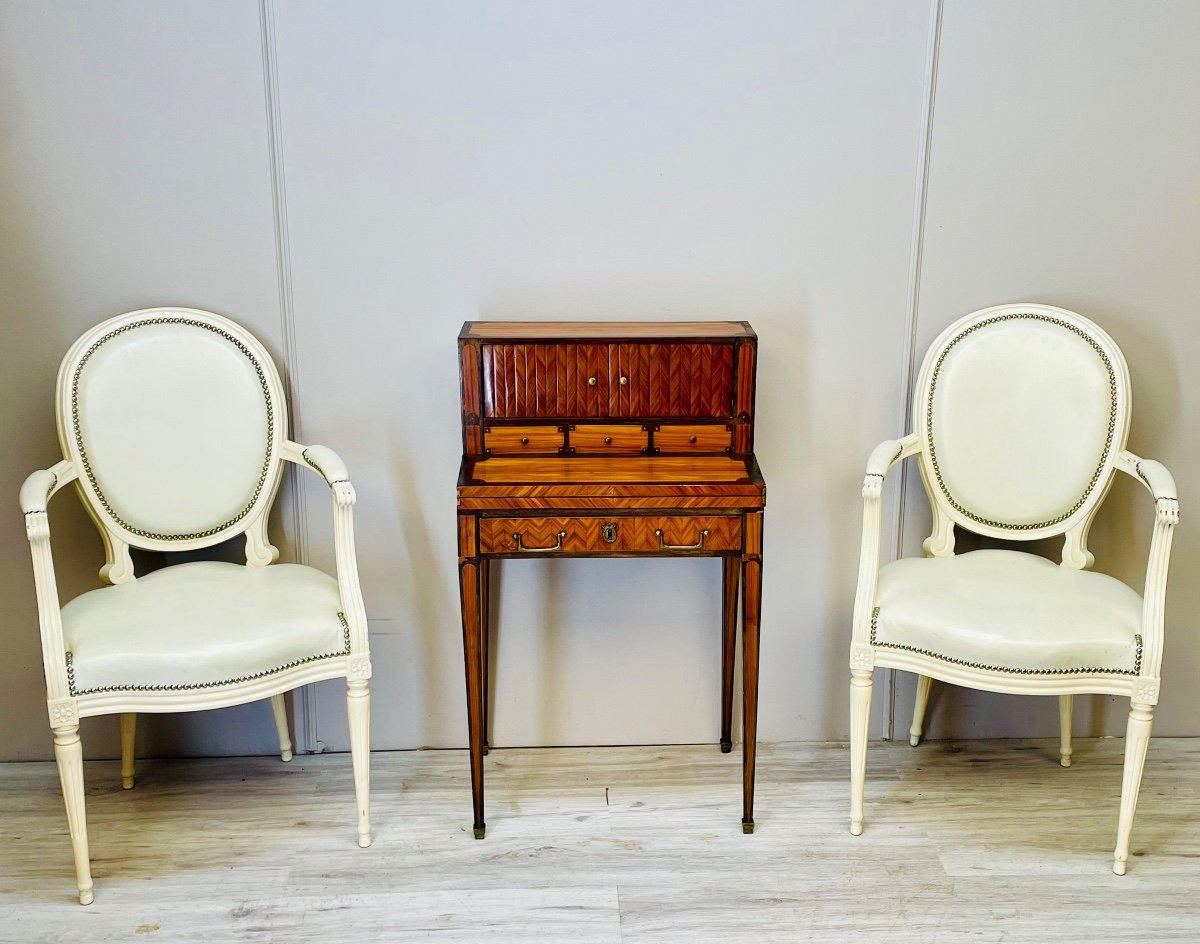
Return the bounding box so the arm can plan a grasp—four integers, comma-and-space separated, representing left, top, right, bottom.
848, 303, 1178, 875
20, 308, 372, 904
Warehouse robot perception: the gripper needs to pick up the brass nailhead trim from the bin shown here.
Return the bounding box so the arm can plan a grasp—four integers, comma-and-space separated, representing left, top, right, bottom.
926, 313, 1118, 531
65, 613, 351, 696
870, 607, 1141, 677
71, 317, 275, 541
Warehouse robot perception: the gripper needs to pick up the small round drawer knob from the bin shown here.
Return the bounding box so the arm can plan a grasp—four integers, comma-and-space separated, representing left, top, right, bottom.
604, 437, 613, 445
619, 376, 628, 385
588, 376, 597, 386
689, 436, 697, 444
520, 437, 529, 445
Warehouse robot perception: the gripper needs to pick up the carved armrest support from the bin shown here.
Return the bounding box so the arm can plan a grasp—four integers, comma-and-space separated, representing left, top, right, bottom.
19, 460, 78, 701
281, 441, 369, 651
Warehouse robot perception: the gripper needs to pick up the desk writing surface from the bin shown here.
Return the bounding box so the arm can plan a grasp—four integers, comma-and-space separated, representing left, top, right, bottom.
463, 455, 757, 484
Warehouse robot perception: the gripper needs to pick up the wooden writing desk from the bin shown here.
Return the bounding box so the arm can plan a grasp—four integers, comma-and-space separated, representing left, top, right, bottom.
456, 321, 766, 837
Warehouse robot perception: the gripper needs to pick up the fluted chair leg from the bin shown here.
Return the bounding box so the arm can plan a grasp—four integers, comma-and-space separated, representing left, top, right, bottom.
849, 668, 872, 836
1113, 701, 1154, 875
909, 675, 933, 747
119, 713, 136, 789
347, 679, 372, 848
53, 725, 93, 905
269, 693, 293, 762
1058, 695, 1073, 768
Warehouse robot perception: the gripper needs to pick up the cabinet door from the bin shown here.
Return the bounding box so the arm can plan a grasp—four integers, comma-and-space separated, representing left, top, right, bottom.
483, 343, 609, 417
482, 339, 733, 418
642, 343, 734, 418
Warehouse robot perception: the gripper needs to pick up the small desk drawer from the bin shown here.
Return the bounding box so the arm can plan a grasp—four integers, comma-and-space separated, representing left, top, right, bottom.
570, 424, 648, 454
481, 515, 742, 555
484, 425, 564, 455
655, 424, 733, 453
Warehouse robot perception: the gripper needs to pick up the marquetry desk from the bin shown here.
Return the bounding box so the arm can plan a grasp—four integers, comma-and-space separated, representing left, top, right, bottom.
456, 321, 766, 838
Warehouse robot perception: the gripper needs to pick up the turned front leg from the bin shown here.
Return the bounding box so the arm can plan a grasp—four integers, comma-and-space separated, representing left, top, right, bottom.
119, 712, 136, 788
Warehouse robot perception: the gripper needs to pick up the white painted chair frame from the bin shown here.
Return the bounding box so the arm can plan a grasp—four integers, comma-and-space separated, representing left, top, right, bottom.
848, 303, 1178, 875
20, 308, 373, 905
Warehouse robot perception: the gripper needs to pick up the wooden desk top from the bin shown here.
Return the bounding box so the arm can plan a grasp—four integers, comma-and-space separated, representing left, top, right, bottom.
460, 321, 755, 341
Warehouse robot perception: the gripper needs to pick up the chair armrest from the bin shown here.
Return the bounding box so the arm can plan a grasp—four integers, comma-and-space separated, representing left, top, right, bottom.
18, 460, 78, 705
283, 441, 355, 506
851, 433, 920, 650
1133, 458, 1176, 502
1117, 450, 1179, 525
1115, 451, 1179, 681
20, 460, 77, 517
862, 434, 920, 495
281, 441, 370, 657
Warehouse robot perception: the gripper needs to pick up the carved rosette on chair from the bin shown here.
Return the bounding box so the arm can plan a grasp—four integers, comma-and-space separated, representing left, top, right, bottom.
848, 303, 1178, 874
20, 308, 374, 905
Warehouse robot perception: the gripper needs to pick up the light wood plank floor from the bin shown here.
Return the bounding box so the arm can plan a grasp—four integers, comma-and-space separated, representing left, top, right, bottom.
1, 739, 1198, 943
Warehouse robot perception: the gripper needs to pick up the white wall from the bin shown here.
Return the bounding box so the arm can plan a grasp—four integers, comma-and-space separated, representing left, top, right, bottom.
0, 1, 1196, 761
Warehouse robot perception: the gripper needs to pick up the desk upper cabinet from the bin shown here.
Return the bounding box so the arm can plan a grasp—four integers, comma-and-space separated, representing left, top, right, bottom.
461, 321, 758, 458
456, 321, 766, 838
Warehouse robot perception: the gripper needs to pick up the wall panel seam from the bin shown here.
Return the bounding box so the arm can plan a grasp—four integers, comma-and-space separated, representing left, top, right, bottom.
887, 0, 944, 740
259, 0, 316, 752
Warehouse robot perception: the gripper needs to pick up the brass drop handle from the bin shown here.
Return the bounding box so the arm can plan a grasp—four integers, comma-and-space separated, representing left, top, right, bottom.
655, 528, 709, 551
513, 530, 566, 553
588, 376, 597, 386
619, 376, 628, 385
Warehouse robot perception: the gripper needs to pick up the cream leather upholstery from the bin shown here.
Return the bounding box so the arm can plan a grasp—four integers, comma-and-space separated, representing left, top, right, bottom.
873, 550, 1142, 676
848, 304, 1178, 876
22, 308, 374, 905
70, 321, 273, 539
62, 562, 347, 693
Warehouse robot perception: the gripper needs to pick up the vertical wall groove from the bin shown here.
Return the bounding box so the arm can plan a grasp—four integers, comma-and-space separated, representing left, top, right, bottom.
885, 0, 944, 740
260, 0, 317, 752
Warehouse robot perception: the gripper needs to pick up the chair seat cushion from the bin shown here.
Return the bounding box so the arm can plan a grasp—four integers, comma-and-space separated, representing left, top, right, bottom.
62, 562, 348, 694
873, 549, 1143, 675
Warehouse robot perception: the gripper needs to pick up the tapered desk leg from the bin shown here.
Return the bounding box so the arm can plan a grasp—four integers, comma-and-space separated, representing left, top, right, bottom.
458, 515, 486, 839
720, 556, 739, 753
480, 560, 491, 756
741, 512, 763, 834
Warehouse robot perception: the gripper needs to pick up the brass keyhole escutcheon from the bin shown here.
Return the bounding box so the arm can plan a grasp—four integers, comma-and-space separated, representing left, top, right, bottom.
602, 522, 618, 543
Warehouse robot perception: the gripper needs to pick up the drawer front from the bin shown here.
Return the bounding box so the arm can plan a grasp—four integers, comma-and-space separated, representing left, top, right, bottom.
481, 341, 734, 419
655, 423, 733, 453
480, 515, 742, 554
484, 425, 564, 455
569, 424, 648, 454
